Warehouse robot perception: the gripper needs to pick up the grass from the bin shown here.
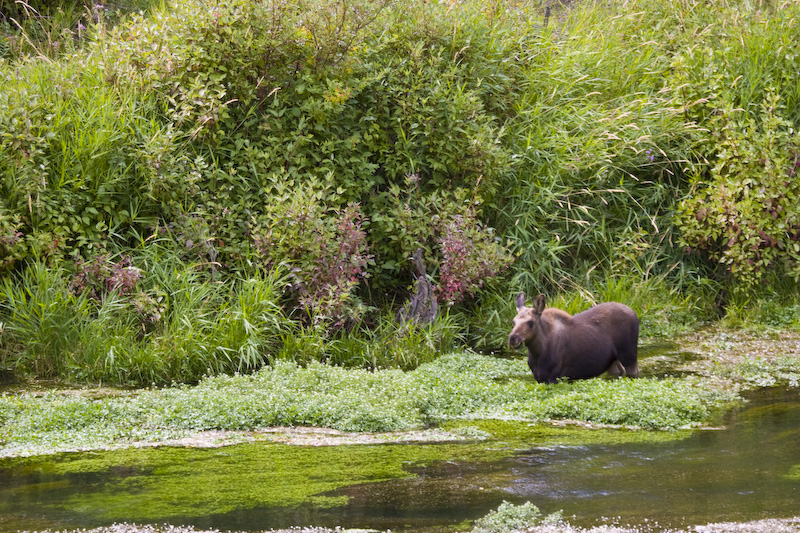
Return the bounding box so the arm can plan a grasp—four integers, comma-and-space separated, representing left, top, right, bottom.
0, 252, 298, 384
0, 250, 792, 387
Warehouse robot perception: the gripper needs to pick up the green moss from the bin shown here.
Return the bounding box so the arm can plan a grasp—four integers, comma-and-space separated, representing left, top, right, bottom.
0, 441, 508, 522
443, 419, 694, 447
785, 465, 800, 481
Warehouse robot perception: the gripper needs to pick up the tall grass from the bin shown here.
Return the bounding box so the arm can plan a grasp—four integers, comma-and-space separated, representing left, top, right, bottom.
2, 0, 800, 385
0, 249, 298, 384
0, 245, 463, 383
0, 262, 91, 377
0, 0, 163, 60
496, 1, 703, 294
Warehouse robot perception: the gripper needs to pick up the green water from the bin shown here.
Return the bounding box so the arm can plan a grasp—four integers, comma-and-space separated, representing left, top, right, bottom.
1, 387, 798, 532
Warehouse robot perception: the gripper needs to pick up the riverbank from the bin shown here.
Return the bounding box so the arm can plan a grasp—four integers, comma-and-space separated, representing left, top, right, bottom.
3, 328, 800, 533
14, 516, 800, 533
2, 328, 800, 458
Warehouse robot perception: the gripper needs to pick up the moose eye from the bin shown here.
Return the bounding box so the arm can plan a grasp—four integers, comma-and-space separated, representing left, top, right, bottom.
527, 320, 535, 327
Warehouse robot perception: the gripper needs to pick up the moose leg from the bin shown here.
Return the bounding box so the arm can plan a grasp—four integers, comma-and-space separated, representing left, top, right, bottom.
624, 362, 639, 378
617, 346, 639, 378
607, 360, 625, 377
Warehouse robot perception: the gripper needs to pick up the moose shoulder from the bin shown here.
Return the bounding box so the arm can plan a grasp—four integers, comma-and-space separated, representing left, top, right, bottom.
508, 292, 639, 384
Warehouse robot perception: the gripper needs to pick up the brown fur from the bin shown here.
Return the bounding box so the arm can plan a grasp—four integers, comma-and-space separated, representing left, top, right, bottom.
508, 292, 639, 384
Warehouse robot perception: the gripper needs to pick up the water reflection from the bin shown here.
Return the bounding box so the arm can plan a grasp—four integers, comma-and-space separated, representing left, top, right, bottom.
325, 387, 800, 531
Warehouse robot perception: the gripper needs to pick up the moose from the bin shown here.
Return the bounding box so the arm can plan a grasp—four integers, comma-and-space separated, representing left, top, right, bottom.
508, 292, 639, 383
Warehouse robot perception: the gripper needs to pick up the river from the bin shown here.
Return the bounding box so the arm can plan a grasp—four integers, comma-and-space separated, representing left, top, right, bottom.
1, 387, 798, 532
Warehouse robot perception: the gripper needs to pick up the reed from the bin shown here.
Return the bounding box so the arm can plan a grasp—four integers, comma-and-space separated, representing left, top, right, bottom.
2, 0, 800, 385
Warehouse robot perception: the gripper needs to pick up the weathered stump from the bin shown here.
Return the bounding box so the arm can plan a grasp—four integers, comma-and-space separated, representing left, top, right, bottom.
396, 248, 438, 325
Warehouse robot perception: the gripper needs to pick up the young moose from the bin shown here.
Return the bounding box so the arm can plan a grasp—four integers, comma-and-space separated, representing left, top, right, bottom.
508, 292, 639, 383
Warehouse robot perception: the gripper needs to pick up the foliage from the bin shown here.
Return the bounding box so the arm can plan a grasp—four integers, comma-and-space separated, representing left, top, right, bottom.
0, 350, 740, 456
472, 501, 561, 533
252, 188, 373, 329
0, 59, 163, 263
677, 91, 800, 288
496, 0, 702, 293
438, 212, 513, 305
0, 262, 92, 377
3, 0, 800, 384
324, 311, 463, 370
86, 0, 511, 293
668, 3, 800, 291
0, 210, 25, 270
69, 254, 142, 301
0, 0, 157, 60
0, 256, 295, 384
713, 356, 800, 389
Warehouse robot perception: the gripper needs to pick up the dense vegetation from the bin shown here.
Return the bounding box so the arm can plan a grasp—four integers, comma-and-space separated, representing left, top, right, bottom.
1, 352, 739, 456
1, 0, 800, 385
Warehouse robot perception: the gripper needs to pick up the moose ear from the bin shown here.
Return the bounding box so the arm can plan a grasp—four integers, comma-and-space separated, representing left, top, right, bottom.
515, 292, 526, 311
532, 294, 546, 314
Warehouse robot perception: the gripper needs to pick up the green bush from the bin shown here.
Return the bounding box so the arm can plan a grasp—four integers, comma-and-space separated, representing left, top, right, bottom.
678, 91, 800, 288
252, 185, 373, 329
92, 0, 513, 293
472, 501, 561, 533
0, 60, 163, 263
3, 0, 800, 384
669, 2, 800, 291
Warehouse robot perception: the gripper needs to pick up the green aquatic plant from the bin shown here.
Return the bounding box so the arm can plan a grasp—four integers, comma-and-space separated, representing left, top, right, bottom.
0, 441, 506, 522
714, 356, 800, 388
472, 501, 561, 533
0, 352, 738, 457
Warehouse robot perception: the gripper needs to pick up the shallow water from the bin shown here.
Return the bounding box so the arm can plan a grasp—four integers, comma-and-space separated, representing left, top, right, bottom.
1, 387, 798, 533
275, 387, 800, 531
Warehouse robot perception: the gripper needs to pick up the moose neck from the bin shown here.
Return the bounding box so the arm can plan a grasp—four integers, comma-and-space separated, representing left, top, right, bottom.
525, 315, 561, 358
524, 324, 547, 360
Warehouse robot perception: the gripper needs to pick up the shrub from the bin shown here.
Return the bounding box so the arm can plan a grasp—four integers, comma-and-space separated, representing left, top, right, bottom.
438, 212, 513, 305
70, 254, 142, 301
252, 186, 373, 330
472, 501, 561, 533
668, 3, 800, 292
94, 0, 513, 295
677, 91, 800, 288
370, 175, 513, 304
0, 210, 25, 270
0, 59, 165, 264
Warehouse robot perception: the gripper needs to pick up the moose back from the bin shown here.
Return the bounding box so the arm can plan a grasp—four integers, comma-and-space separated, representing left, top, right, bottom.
508, 292, 639, 383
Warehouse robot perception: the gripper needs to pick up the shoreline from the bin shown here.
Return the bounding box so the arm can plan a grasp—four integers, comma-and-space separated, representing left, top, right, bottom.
14, 517, 800, 533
